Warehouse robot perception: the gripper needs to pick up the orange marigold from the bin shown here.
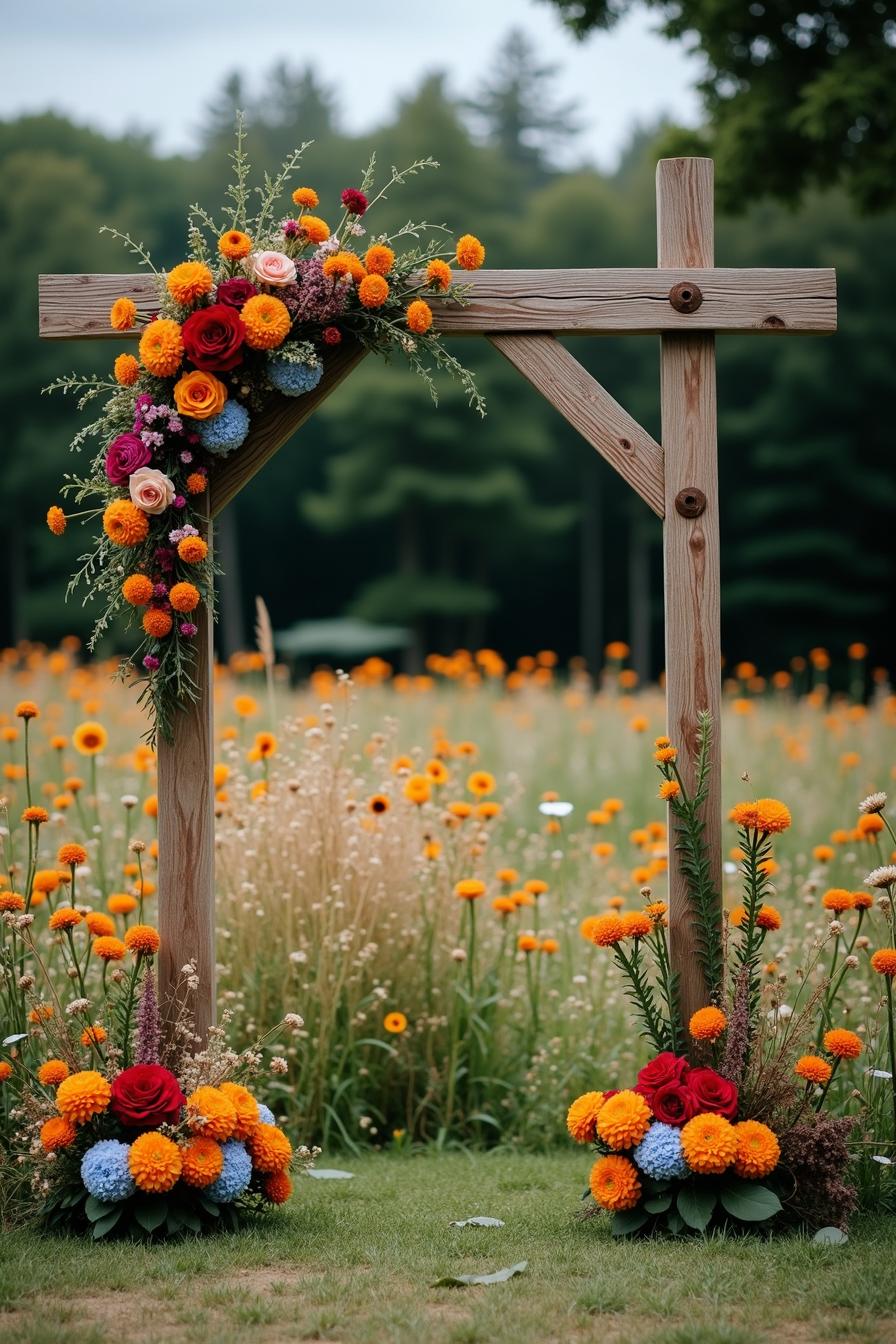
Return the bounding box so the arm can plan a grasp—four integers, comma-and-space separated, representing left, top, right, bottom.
795, 1054, 832, 1085
38, 1059, 70, 1087
103, 499, 149, 548
40, 1116, 77, 1151
0, 892, 25, 912
166, 261, 213, 306
590, 913, 626, 947
467, 770, 496, 797
0, 1062, 12, 1082
823, 1028, 863, 1060
73, 723, 107, 755
406, 300, 433, 334
122, 574, 154, 606
187, 1086, 237, 1141
86, 912, 116, 936
33, 869, 62, 893
659, 780, 681, 800
241, 294, 291, 349
292, 187, 319, 208
142, 609, 173, 639
566, 1091, 606, 1144
589, 1154, 641, 1211
454, 878, 486, 901
322, 250, 366, 282
680, 1113, 738, 1174
56, 1070, 112, 1124
92, 935, 126, 961
114, 353, 140, 386
110, 296, 137, 331
179, 1135, 224, 1188
756, 904, 782, 931
219, 1082, 260, 1140
518, 934, 540, 953
262, 1169, 293, 1204
247, 1122, 293, 1172
426, 258, 452, 291
22, 806, 49, 824
81, 1024, 107, 1047
124, 924, 160, 957
596, 1090, 652, 1150
185, 473, 208, 497
108, 892, 138, 915
178, 535, 209, 564
49, 907, 83, 932
129, 1130, 182, 1192
358, 273, 389, 308
822, 888, 855, 912
138, 318, 184, 377
871, 948, 896, 977
455, 234, 485, 270
169, 582, 200, 613
364, 244, 394, 275
689, 1006, 727, 1041
46, 506, 66, 535
218, 229, 252, 260
298, 214, 330, 243
753, 799, 792, 833
621, 911, 652, 939
733, 1120, 780, 1179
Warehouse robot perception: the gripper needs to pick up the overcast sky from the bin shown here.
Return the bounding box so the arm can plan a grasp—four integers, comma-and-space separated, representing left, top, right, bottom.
1, 0, 702, 168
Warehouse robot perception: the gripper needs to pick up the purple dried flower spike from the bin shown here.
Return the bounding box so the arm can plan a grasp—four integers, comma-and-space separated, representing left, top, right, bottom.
134, 966, 162, 1066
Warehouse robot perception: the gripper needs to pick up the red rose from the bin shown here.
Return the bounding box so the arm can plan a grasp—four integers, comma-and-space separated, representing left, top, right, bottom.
650, 1081, 699, 1127
686, 1067, 739, 1120
216, 278, 258, 310
634, 1051, 690, 1102
181, 303, 245, 372
109, 1064, 185, 1129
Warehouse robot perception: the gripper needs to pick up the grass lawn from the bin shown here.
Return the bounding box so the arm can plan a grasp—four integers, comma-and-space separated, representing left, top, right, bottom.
1, 1152, 894, 1344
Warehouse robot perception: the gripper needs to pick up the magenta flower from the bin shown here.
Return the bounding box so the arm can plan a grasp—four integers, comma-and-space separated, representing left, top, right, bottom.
105, 433, 151, 485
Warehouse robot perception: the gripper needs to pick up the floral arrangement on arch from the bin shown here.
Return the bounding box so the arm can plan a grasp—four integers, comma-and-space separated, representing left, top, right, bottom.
44, 118, 486, 742
1, 863, 314, 1239
567, 715, 896, 1237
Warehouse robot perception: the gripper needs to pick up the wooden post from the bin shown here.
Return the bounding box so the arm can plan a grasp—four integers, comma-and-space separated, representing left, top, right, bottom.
156, 502, 216, 1039
657, 158, 723, 1023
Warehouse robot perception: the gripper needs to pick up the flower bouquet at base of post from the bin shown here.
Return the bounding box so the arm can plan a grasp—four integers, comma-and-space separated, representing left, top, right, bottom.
43, 115, 486, 744
567, 713, 895, 1238
2, 899, 315, 1239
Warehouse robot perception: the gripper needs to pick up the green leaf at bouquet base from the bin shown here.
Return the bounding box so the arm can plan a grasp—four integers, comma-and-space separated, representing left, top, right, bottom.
84, 1195, 117, 1223
610, 1209, 649, 1237
432, 1261, 527, 1288
134, 1196, 168, 1232
92, 1206, 124, 1239
643, 1194, 672, 1214
677, 1183, 717, 1231
718, 1180, 782, 1223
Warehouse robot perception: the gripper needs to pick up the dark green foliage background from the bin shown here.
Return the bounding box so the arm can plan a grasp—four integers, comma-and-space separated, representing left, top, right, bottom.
2, 32, 894, 678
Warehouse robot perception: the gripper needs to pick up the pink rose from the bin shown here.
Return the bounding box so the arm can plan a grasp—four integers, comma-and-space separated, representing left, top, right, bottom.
250, 250, 297, 287
129, 467, 175, 515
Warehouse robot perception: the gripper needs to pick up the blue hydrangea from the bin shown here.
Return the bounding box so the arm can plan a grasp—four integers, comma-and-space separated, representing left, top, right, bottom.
205, 1140, 252, 1203
257, 1103, 276, 1125
81, 1139, 135, 1202
267, 357, 323, 398
195, 399, 250, 456
632, 1122, 688, 1180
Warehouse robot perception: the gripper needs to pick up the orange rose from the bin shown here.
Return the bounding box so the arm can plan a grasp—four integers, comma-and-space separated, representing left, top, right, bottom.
173, 371, 228, 421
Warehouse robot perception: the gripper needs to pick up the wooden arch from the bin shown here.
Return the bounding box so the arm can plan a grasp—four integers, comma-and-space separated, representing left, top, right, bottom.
39, 159, 837, 1036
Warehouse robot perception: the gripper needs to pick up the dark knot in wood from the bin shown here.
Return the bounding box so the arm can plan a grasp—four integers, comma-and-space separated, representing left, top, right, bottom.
668, 281, 703, 314
675, 487, 706, 518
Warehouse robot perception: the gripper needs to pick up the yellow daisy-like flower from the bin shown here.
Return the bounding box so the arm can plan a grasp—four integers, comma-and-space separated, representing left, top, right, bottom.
589, 1154, 641, 1211
129, 1130, 182, 1192
384, 1011, 407, 1034
595, 1089, 651, 1151
56, 1070, 112, 1124
466, 770, 495, 797
680, 1113, 738, 1174
566, 1091, 605, 1144
733, 1120, 780, 1179
247, 1122, 293, 1173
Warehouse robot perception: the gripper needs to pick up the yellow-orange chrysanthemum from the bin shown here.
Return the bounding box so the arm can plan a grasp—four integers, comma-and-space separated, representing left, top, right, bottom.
187, 1086, 237, 1141
179, 1136, 224, 1187
595, 1089, 651, 1151
129, 1131, 182, 1192
166, 260, 213, 305
871, 948, 896, 977
589, 1154, 641, 1211
680, 1113, 738, 1174
794, 1055, 832, 1085
139, 318, 184, 377
566, 1091, 605, 1144
733, 1120, 780, 1179
823, 1028, 863, 1060
689, 1006, 727, 1041
56, 1070, 112, 1124
40, 1116, 77, 1151
246, 1122, 293, 1172
38, 1059, 70, 1087
241, 294, 291, 349
124, 924, 161, 956
219, 1082, 260, 1140
103, 500, 149, 548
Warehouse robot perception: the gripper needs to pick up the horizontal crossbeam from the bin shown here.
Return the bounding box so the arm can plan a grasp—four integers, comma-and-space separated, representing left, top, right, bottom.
489, 334, 665, 517
38, 266, 836, 339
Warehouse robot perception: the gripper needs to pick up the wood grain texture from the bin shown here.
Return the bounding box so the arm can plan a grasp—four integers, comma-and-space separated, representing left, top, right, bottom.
209, 342, 367, 515
38, 268, 837, 339
657, 158, 723, 1027
489, 333, 665, 517
157, 507, 215, 1040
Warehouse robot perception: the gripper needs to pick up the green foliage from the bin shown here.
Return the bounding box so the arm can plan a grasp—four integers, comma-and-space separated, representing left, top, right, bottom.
541, 0, 896, 210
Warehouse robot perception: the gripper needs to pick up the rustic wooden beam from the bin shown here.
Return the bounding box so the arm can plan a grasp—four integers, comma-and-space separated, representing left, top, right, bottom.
488, 333, 665, 518
657, 158, 723, 1026
209, 342, 367, 515
38, 267, 837, 340
157, 503, 215, 1041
